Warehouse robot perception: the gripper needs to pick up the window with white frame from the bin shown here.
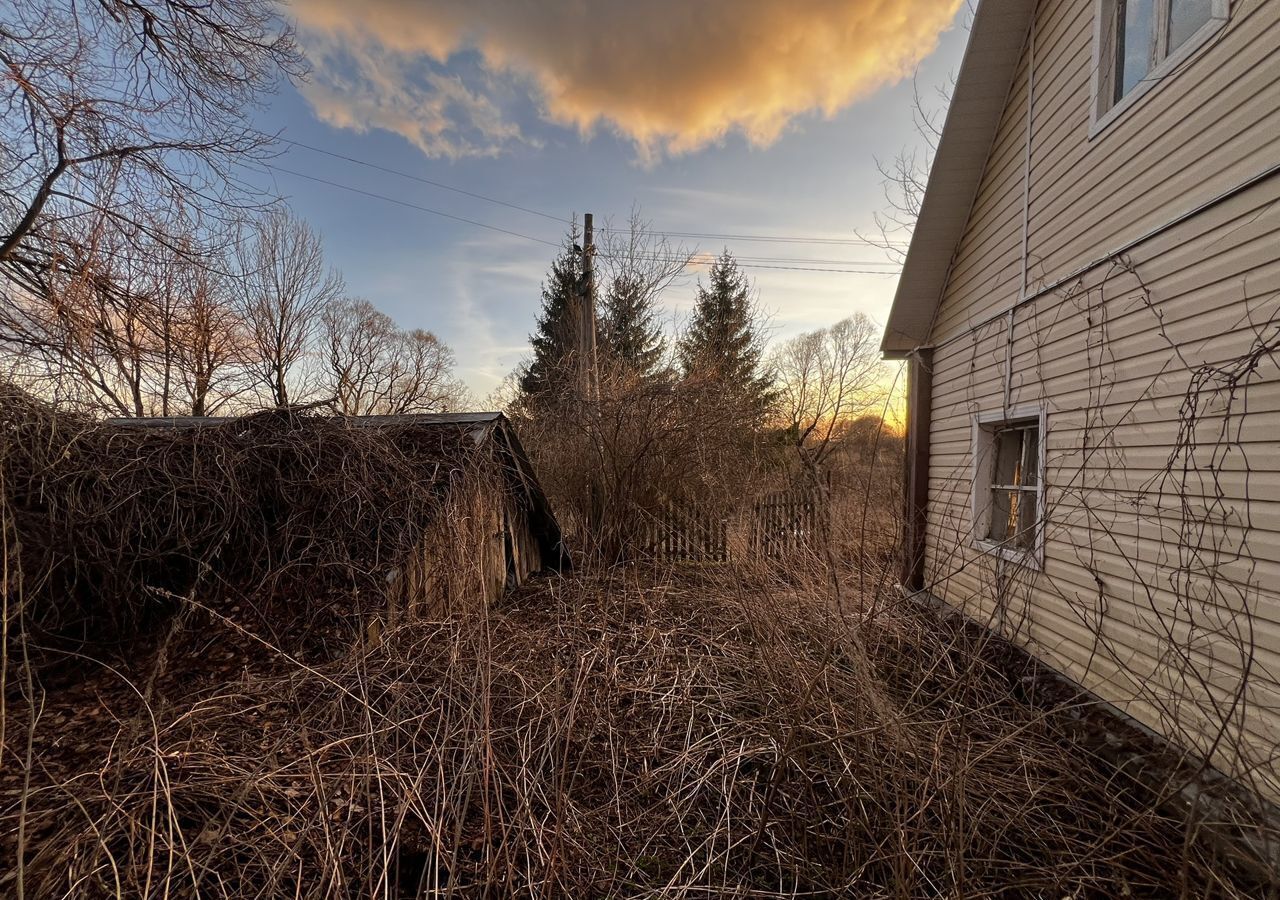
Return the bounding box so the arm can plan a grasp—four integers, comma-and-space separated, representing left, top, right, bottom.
972, 409, 1045, 564
1096, 0, 1227, 119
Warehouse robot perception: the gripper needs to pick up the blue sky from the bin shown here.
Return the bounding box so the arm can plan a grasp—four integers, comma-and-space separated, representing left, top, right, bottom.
248, 2, 969, 398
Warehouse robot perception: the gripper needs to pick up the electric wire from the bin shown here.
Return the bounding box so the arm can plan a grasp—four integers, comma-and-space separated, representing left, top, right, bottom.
276, 137, 909, 249
263, 158, 904, 273
263, 163, 562, 247
278, 137, 568, 224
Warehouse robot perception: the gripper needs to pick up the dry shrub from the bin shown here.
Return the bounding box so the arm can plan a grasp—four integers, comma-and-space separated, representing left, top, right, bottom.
513, 370, 773, 563
0, 381, 489, 661
4, 564, 1259, 899
513, 364, 906, 577
824, 421, 905, 568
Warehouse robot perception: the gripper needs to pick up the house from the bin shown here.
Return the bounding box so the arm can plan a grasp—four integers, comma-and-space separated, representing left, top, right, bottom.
114, 411, 568, 612
884, 0, 1280, 817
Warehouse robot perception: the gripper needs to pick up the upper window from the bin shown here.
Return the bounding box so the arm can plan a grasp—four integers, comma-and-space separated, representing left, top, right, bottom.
1096, 0, 1227, 122
972, 407, 1046, 567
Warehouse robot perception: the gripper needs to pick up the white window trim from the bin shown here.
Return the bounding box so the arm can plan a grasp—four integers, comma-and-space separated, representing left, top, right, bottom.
1089, 0, 1230, 138
971, 405, 1047, 570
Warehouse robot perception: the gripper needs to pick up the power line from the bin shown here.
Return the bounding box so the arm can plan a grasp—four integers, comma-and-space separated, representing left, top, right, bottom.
596, 251, 898, 276
599, 249, 901, 273
277, 135, 907, 248
262, 161, 902, 273
598, 227, 910, 248
280, 137, 568, 224
263, 163, 561, 247
678, 253, 896, 267
593, 246, 899, 267
691, 261, 897, 275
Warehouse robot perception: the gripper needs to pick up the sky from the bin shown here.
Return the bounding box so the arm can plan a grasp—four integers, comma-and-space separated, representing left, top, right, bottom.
248, 0, 971, 399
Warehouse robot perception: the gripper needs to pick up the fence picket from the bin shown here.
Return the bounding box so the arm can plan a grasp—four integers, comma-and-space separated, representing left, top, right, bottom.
642, 484, 823, 564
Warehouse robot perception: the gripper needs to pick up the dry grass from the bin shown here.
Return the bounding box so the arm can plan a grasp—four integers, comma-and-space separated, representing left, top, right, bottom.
0, 384, 1266, 898
3, 564, 1259, 898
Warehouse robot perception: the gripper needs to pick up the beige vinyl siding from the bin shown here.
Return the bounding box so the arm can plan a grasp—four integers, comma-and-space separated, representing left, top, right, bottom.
932, 0, 1280, 345
920, 0, 1280, 798
1029, 2, 1280, 280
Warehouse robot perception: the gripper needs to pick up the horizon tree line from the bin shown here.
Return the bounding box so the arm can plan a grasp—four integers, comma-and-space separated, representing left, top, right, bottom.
0, 204, 466, 418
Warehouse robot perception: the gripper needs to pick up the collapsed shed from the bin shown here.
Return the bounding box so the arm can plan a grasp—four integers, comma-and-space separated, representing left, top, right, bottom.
2, 388, 566, 661
111, 411, 569, 612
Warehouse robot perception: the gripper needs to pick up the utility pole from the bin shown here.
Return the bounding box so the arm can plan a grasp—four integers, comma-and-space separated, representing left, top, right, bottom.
580, 213, 603, 538
580, 212, 598, 402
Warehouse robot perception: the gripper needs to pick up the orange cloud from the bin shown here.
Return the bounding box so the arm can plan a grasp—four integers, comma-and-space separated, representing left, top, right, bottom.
292, 0, 963, 160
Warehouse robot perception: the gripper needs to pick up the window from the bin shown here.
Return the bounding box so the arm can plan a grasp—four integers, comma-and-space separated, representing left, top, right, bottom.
986, 423, 1039, 548
972, 407, 1046, 566
1095, 0, 1227, 122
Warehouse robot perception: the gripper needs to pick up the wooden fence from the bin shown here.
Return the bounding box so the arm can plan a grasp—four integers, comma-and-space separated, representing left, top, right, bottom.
639, 486, 824, 563
751, 487, 824, 559
639, 504, 728, 562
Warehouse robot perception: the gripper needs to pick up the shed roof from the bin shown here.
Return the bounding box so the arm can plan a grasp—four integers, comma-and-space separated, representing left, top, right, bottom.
113, 410, 503, 430
881, 0, 1037, 358
111, 410, 569, 571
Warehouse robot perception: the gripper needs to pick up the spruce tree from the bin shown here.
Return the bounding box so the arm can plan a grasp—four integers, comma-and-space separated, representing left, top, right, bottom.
600, 273, 666, 379
520, 230, 584, 404
678, 250, 776, 417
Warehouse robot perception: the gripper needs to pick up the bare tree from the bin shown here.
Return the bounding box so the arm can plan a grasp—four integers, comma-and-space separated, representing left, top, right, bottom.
0, 0, 299, 412
0, 0, 301, 266
321, 297, 395, 415
394, 328, 464, 413
0, 214, 164, 415
596, 206, 693, 378
857, 76, 953, 265
0, 212, 253, 416
321, 297, 461, 415
169, 249, 251, 415
238, 210, 343, 407
772, 313, 885, 469
858, 0, 978, 262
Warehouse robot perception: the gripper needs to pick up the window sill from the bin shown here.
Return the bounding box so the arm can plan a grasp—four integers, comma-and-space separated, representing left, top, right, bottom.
1089, 13, 1227, 140
974, 538, 1043, 571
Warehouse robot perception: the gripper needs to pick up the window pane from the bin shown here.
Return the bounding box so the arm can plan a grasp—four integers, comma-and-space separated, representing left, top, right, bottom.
1169, 0, 1213, 51
988, 489, 1016, 543
992, 430, 1024, 488
1117, 0, 1156, 101
1022, 426, 1040, 487
1014, 489, 1038, 549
